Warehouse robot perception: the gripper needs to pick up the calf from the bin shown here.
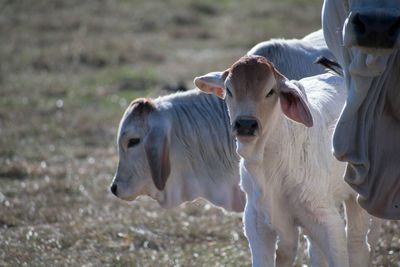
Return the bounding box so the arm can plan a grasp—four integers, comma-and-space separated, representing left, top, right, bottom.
195, 55, 379, 267
110, 92, 244, 212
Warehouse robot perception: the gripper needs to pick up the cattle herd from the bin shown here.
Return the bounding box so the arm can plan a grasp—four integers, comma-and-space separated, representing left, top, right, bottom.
110, 0, 400, 266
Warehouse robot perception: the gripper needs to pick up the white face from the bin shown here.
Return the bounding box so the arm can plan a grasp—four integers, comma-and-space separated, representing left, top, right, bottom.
194, 56, 314, 157
223, 61, 280, 146
342, 0, 400, 54
110, 99, 171, 201
112, 109, 150, 201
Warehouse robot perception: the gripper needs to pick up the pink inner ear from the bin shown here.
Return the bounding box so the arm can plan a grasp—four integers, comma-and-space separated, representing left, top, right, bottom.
213, 87, 225, 98
280, 92, 292, 112
280, 92, 313, 127
200, 83, 224, 98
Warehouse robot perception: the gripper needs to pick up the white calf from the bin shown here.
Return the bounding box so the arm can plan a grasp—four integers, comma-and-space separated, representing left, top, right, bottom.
110, 92, 244, 212
195, 55, 380, 267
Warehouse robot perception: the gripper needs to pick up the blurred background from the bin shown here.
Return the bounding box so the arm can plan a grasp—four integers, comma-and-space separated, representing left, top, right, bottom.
0, 0, 399, 266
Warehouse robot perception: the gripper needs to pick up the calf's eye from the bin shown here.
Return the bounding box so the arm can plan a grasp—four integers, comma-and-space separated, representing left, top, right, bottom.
266, 90, 274, 98
127, 138, 140, 148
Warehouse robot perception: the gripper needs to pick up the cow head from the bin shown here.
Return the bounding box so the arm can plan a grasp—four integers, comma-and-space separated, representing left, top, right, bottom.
110, 98, 171, 201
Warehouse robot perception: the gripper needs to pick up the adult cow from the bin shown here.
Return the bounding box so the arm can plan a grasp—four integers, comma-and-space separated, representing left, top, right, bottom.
322, 0, 400, 219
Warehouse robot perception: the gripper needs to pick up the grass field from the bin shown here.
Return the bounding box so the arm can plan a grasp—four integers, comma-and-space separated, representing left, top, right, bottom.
0, 0, 399, 266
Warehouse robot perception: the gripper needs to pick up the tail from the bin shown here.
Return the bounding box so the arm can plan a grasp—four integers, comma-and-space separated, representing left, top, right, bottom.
314, 56, 343, 77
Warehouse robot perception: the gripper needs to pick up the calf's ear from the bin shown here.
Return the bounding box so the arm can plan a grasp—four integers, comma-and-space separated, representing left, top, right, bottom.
144, 123, 171, 191
194, 71, 228, 99
273, 67, 314, 127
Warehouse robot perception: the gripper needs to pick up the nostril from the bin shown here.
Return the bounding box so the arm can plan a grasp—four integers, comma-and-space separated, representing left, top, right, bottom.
250, 121, 258, 130
234, 120, 241, 130
234, 119, 259, 135
110, 184, 117, 195
389, 17, 400, 38
352, 13, 366, 35
351, 12, 400, 48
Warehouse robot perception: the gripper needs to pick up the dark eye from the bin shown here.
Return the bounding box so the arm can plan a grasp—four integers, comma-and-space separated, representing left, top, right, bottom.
226, 87, 233, 97
127, 138, 140, 148
266, 90, 274, 98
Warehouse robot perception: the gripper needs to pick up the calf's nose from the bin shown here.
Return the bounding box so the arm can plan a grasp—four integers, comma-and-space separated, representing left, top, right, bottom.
110, 183, 118, 196
233, 117, 259, 136
351, 11, 400, 48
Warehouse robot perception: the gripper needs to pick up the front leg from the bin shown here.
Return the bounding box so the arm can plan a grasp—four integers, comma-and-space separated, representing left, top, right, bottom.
303, 208, 349, 267
275, 223, 298, 267
241, 158, 281, 267
308, 238, 328, 267
243, 200, 276, 267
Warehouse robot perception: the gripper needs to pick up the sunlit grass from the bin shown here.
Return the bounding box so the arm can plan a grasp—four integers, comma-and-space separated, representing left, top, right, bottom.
0, 0, 399, 266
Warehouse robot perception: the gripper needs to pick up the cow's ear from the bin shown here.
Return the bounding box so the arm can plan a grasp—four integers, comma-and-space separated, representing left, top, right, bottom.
273, 67, 313, 127
144, 120, 171, 191
194, 70, 229, 99
129, 98, 155, 115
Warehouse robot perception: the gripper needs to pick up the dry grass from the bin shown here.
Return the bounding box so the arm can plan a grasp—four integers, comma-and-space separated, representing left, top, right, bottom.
0, 0, 399, 266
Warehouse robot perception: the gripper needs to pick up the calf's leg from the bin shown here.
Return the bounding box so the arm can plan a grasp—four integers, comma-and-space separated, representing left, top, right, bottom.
275, 223, 299, 267
303, 208, 349, 267
344, 196, 372, 267
243, 201, 276, 267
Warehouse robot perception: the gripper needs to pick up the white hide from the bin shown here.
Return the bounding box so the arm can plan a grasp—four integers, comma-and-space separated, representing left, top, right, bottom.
247, 33, 333, 80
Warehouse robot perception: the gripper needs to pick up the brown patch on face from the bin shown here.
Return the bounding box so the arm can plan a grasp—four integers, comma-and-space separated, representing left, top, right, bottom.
228, 56, 276, 100
128, 98, 155, 115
